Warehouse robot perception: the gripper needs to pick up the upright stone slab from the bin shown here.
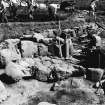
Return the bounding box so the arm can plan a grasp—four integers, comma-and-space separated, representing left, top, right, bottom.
21, 41, 38, 58
86, 68, 104, 82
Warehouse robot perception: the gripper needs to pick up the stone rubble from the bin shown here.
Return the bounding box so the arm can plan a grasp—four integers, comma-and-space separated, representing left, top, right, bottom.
0, 21, 105, 105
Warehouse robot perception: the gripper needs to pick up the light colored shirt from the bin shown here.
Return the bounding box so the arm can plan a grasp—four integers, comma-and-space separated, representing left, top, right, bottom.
91, 0, 98, 11
93, 34, 101, 47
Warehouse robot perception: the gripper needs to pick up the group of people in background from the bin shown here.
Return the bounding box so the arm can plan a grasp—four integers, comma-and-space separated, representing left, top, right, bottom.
0, 0, 100, 23
0, 0, 59, 22
0, 1, 8, 22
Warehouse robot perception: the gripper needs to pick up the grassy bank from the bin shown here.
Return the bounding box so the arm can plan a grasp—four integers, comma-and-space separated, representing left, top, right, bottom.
0, 18, 84, 42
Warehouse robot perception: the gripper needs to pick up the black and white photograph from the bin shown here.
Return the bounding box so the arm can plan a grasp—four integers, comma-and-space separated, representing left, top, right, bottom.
0, 0, 105, 105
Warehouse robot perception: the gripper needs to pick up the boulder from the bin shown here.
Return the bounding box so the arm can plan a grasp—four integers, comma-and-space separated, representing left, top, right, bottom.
48, 64, 74, 82
0, 80, 8, 103
19, 59, 30, 68
38, 102, 56, 105
0, 39, 21, 65
0, 49, 21, 66
34, 61, 50, 82
43, 29, 56, 38
63, 29, 76, 37
0, 41, 8, 50
47, 59, 78, 81
40, 57, 52, 67
0, 39, 21, 67
53, 64, 72, 80
5, 62, 31, 80
33, 33, 44, 42
39, 38, 53, 46
38, 44, 48, 56
5, 39, 21, 58
18, 58, 36, 76
41, 31, 49, 38
34, 67, 49, 82
71, 65, 86, 77
23, 58, 35, 67
86, 68, 104, 82
55, 63, 75, 73
21, 41, 38, 58
5, 39, 20, 46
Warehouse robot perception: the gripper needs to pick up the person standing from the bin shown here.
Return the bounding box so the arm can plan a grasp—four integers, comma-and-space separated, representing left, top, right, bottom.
65, 33, 74, 59
90, 0, 99, 21
86, 26, 102, 68
0, 1, 8, 23
26, 0, 34, 20
86, 26, 102, 50
60, 31, 74, 59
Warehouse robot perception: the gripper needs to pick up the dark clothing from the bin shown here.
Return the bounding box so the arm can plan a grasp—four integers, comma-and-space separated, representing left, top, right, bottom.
86, 34, 96, 49
0, 3, 8, 23
60, 31, 67, 39
9, 3, 18, 19
48, 6, 55, 19
48, 67, 59, 82
26, 1, 34, 19
0, 3, 4, 11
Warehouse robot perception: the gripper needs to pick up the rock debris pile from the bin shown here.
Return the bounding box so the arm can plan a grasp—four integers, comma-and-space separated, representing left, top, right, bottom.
0, 24, 105, 105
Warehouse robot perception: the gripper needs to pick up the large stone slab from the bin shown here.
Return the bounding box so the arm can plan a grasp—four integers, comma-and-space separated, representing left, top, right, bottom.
0, 39, 21, 67
5, 62, 31, 80
86, 68, 104, 82
0, 49, 21, 66
33, 61, 50, 82
21, 40, 38, 58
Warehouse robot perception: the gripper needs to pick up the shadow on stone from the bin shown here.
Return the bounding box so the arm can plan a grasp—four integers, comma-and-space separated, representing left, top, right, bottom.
0, 73, 16, 84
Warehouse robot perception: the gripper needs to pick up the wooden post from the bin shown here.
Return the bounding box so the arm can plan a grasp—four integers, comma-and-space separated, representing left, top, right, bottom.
58, 19, 63, 58
98, 49, 100, 68
65, 35, 69, 59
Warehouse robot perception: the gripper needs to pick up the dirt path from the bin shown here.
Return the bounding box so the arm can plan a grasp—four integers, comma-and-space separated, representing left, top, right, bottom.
1, 80, 52, 105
